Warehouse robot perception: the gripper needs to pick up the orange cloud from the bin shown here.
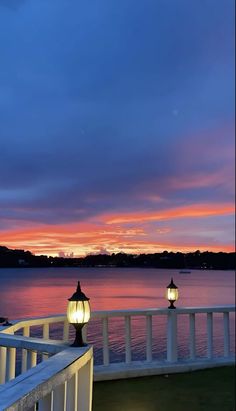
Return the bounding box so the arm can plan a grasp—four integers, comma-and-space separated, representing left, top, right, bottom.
104, 202, 234, 224
0, 202, 234, 256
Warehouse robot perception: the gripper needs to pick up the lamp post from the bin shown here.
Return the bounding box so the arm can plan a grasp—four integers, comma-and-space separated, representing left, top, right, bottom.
166, 278, 178, 309
67, 281, 90, 347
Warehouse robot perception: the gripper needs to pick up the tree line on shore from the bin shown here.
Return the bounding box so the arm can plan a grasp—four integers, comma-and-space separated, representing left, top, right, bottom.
0, 245, 235, 270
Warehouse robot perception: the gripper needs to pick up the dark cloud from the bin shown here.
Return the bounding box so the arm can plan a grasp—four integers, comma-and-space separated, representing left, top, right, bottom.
0, 0, 27, 10
0, 0, 234, 248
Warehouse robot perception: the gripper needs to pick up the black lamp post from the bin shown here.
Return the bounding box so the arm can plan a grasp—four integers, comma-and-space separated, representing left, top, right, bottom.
166, 278, 179, 309
67, 281, 90, 347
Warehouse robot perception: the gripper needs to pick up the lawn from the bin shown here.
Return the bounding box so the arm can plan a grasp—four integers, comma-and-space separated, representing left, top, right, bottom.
93, 366, 235, 411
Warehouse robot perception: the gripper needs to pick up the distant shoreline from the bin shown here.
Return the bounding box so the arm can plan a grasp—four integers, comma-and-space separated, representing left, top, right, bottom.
0, 265, 234, 271
0, 245, 235, 271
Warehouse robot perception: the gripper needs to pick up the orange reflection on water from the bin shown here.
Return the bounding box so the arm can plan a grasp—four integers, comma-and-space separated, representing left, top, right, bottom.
1, 268, 235, 321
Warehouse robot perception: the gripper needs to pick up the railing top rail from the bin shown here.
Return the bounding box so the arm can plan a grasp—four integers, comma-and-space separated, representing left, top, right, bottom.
0, 305, 235, 335
91, 305, 236, 318
0, 346, 93, 411
0, 333, 67, 354
0, 314, 66, 334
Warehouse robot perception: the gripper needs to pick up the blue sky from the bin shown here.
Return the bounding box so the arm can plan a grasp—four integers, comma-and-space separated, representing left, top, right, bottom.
0, 0, 234, 256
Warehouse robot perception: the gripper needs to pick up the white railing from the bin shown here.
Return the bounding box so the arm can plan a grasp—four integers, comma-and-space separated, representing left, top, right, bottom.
0, 323, 93, 411
0, 305, 235, 407
0, 315, 68, 385
91, 305, 235, 380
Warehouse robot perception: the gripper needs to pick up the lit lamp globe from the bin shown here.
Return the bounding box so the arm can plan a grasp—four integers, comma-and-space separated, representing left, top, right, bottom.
166, 278, 178, 309
67, 281, 90, 347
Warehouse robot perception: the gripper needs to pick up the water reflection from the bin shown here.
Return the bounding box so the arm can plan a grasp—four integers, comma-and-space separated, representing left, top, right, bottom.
0, 267, 235, 364
0, 268, 234, 318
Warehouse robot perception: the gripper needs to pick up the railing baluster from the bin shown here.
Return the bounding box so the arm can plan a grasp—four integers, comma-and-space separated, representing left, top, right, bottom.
66, 373, 78, 411
43, 323, 49, 339
125, 316, 132, 363
223, 312, 230, 357
38, 392, 53, 411
77, 358, 93, 411
88, 357, 93, 411
29, 350, 37, 368
43, 323, 50, 361
7, 347, 16, 381
0, 346, 7, 384
53, 382, 66, 411
82, 324, 88, 344
207, 312, 213, 358
24, 326, 30, 336
102, 317, 109, 366
22, 326, 30, 372
189, 313, 196, 360
63, 320, 69, 342
146, 315, 152, 362
167, 311, 177, 362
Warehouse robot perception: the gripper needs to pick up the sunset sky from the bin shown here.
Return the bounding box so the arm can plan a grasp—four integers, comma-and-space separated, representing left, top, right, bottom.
0, 0, 235, 257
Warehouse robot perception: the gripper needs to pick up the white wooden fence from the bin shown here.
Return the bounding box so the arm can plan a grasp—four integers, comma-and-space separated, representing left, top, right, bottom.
0, 305, 235, 409
0, 319, 93, 411
91, 305, 235, 380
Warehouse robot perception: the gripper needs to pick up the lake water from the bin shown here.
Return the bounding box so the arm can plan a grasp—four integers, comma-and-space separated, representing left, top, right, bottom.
0, 267, 235, 364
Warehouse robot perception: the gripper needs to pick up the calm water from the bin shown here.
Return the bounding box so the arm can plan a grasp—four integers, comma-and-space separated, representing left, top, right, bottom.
0, 267, 235, 364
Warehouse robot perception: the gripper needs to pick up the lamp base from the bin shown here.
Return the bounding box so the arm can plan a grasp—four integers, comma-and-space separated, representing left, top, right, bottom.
168, 301, 176, 309
70, 341, 87, 347
71, 324, 86, 347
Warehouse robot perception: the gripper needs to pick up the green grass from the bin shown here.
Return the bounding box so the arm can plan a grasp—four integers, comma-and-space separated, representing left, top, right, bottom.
93, 367, 235, 411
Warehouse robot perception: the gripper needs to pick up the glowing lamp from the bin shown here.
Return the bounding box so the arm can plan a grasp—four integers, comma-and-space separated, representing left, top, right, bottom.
166, 278, 178, 309
67, 281, 90, 347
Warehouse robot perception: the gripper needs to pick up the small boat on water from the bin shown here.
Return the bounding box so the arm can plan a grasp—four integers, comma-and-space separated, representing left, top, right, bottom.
179, 270, 191, 274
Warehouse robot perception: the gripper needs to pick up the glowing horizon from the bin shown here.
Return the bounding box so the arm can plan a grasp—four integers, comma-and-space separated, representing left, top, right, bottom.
0, 201, 234, 257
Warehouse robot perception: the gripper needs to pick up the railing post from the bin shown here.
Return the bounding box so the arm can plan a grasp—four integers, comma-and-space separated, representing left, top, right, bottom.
102, 317, 109, 366
167, 310, 177, 362
125, 316, 132, 364
77, 357, 93, 411
146, 315, 152, 362
207, 312, 213, 359
223, 312, 230, 357
0, 346, 7, 384
189, 313, 196, 360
